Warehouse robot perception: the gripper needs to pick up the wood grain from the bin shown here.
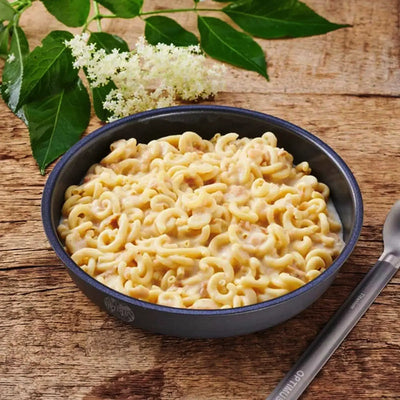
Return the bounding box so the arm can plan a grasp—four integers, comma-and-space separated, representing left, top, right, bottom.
1, 1, 399, 399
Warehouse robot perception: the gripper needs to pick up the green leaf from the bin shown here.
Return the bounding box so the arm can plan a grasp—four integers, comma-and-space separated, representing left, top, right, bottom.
88, 32, 129, 52
0, 22, 11, 57
197, 15, 268, 79
91, 81, 116, 122
40, 0, 90, 27
16, 30, 76, 110
223, 0, 350, 39
1, 26, 29, 117
95, 0, 143, 18
0, 0, 15, 22
87, 32, 129, 121
145, 16, 198, 46
24, 79, 90, 174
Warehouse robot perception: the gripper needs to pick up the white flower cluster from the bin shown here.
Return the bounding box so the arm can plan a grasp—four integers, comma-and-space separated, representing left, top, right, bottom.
66, 34, 225, 121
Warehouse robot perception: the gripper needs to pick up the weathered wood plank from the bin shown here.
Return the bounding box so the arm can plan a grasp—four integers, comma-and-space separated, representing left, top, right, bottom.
0, 264, 398, 400
1, 0, 399, 399
1, 92, 399, 399
15, 0, 400, 96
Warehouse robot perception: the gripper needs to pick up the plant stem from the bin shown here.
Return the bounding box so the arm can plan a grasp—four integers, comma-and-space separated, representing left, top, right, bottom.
139, 7, 221, 17
96, 14, 118, 19
82, 5, 223, 32
93, 1, 102, 32
83, 0, 107, 32
10, 0, 32, 25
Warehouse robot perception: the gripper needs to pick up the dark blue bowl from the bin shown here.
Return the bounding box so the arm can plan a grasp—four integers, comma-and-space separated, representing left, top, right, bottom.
42, 105, 363, 338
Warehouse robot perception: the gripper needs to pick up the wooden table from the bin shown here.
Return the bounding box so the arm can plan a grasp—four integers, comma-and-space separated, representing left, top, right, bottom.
1, 1, 399, 399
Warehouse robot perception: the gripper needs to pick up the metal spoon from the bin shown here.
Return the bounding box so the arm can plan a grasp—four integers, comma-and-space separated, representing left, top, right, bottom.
266, 201, 400, 400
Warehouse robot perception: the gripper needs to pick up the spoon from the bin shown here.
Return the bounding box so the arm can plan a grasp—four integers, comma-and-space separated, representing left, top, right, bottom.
266, 201, 400, 400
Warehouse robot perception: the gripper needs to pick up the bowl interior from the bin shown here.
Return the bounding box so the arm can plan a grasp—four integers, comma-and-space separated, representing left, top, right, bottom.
48, 106, 360, 251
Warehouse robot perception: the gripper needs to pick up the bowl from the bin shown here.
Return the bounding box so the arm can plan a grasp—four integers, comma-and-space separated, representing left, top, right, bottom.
42, 105, 363, 338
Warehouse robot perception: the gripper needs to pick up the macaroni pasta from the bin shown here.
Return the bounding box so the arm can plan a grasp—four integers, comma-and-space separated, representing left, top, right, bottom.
58, 131, 344, 309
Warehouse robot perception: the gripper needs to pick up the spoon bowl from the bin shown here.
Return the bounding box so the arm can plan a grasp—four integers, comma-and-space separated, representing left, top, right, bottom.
382, 200, 400, 259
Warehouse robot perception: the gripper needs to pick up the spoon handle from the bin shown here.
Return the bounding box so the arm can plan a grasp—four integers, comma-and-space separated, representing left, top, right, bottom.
266, 255, 399, 400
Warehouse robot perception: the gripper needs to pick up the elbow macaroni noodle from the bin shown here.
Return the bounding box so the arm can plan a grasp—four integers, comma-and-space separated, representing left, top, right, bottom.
58, 131, 344, 309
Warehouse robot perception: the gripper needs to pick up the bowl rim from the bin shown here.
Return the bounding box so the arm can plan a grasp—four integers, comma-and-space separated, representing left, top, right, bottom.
42, 105, 363, 316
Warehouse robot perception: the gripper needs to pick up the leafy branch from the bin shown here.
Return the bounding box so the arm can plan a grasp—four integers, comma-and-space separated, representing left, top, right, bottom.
0, 0, 350, 174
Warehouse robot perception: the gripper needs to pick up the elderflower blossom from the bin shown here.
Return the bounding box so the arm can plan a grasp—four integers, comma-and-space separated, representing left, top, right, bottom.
66, 34, 225, 121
